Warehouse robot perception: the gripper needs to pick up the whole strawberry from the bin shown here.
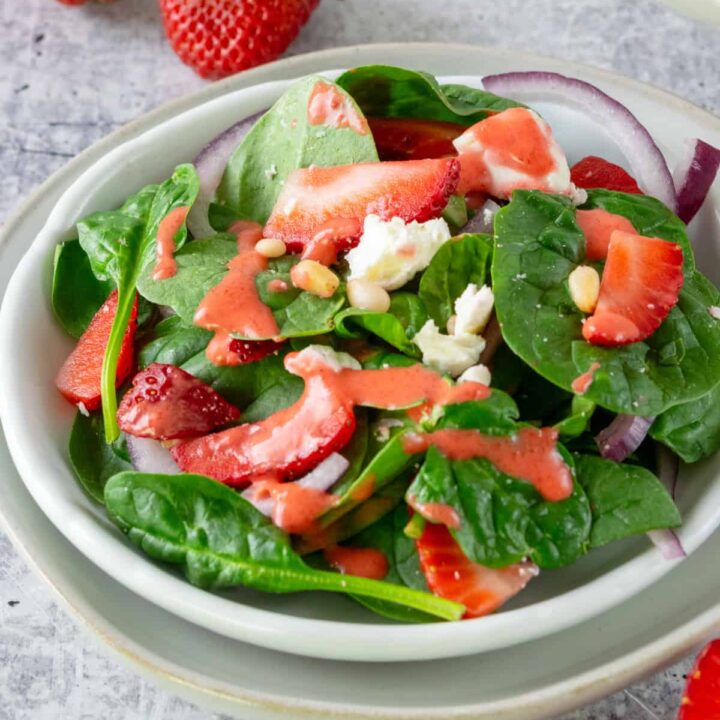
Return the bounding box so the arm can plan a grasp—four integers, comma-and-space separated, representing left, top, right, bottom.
159, 0, 320, 80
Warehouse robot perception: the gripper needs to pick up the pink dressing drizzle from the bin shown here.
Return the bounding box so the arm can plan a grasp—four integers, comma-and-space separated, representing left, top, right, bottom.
307, 80, 369, 135
403, 427, 573, 502
571, 362, 601, 395
153, 206, 190, 280
193, 220, 280, 364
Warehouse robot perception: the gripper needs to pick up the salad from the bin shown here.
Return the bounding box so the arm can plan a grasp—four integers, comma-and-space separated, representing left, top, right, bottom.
52, 66, 720, 623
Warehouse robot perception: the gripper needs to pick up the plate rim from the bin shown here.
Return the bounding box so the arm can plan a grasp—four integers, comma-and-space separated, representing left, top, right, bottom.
1, 42, 719, 715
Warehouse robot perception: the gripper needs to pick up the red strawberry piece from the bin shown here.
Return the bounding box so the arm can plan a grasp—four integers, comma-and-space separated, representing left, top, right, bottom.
368, 117, 464, 161
228, 337, 284, 364
117, 363, 240, 440
158, 0, 319, 80
575, 208, 637, 262
55, 290, 137, 411
679, 639, 720, 720
416, 523, 537, 618
583, 230, 684, 346
263, 158, 461, 253
570, 155, 643, 194
172, 371, 356, 486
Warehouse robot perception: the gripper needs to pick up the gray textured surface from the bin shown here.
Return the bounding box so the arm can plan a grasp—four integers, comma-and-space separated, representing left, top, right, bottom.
1, 0, 718, 717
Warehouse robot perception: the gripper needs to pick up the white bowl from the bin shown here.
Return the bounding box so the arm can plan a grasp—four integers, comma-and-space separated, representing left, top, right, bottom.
1, 67, 720, 663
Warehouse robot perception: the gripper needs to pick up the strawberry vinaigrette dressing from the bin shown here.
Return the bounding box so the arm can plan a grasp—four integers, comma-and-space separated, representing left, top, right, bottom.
152, 206, 190, 280
193, 220, 280, 365
324, 546, 389, 581
571, 362, 601, 395
403, 426, 573, 502
252, 479, 337, 534
307, 80, 369, 135
407, 498, 461, 529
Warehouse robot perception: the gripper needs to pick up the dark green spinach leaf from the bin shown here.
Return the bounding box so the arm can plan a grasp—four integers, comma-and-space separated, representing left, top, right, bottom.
574, 454, 681, 547
104, 471, 461, 619
337, 65, 522, 125
334, 292, 427, 356
418, 233, 493, 327
52, 239, 115, 338
78, 164, 199, 440
68, 411, 132, 503
492, 189, 720, 416
137, 236, 345, 339
650, 382, 720, 463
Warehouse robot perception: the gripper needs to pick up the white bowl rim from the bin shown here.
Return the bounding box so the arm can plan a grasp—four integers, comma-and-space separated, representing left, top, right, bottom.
1, 44, 720, 664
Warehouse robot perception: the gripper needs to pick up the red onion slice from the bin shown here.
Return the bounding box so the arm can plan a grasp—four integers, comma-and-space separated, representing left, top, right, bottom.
241, 453, 349, 517
482, 71, 677, 210
461, 199, 501, 235
595, 414, 654, 462
647, 529, 686, 560
187, 112, 263, 240
673, 138, 720, 224
126, 436, 180, 475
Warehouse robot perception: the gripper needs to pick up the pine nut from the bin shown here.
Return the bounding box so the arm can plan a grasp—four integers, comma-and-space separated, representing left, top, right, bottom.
347, 279, 391, 313
290, 260, 340, 298
458, 364, 492, 386
568, 265, 600, 314
446, 314, 458, 335
255, 237, 287, 258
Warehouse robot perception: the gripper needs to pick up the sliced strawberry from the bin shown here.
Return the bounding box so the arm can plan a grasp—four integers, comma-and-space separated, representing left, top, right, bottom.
263, 158, 460, 253
416, 523, 537, 619
576, 208, 637, 262
228, 338, 285, 364
368, 117, 464, 161
570, 155, 643, 194
117, 363, 240, 440
172, 373, 356, 485
583, 230, 684, 346
679, 639, 720, 720
56, 290, 137, 411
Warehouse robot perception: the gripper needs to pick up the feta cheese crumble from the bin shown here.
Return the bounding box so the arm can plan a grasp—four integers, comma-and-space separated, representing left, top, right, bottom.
458, 363, 492, 386
454, 284, 494, 335
413, 320, 485, 377
285, 345, 361, 375
346, 214, 451, 291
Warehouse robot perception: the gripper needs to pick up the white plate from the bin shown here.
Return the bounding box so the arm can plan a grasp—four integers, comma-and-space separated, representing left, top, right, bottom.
1, 43, 720, 664
1, 42, 720, 720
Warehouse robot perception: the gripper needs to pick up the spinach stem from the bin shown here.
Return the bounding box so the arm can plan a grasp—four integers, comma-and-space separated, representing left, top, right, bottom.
101, 287, 135, 443
308, 569, 464, 621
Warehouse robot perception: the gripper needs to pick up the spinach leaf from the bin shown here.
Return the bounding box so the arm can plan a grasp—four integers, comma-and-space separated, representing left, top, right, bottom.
346, 507, 436, 623
78, 164, 199, 440
52, 239, 114, 338
215, 76, 378, 225
574, 454, 681, 547
104, 471, 461, 620
137, 236, 345, 339
328, 411, 370, 498
418, 233, 493, 327
337, 65, 522, 125
650, 382, 720, 462
492, 189, 720, 416
68, 411, 132, 504
138, 316, 213, 368
136, 235, 236, 323
554, 396, 596, 439
407, 446, 591, 569
181, 351, 303, 421
334, 292, 427, 356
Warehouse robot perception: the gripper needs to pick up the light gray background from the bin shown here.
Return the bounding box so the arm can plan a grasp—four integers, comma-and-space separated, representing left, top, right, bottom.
1, 0, 719, 717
